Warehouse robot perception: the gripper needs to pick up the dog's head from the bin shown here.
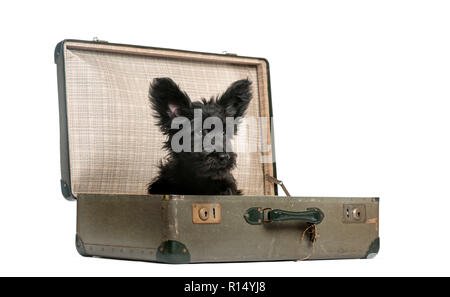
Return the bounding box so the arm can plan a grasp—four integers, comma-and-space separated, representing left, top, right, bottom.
149, 77, 252, 177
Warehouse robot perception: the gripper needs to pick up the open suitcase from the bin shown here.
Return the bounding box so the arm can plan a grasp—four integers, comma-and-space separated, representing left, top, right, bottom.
55, 39, 380, 263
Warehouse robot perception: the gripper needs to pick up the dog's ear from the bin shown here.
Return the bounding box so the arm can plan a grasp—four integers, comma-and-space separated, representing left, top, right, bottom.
149, 78, 192, 132
217, 79, 252, 119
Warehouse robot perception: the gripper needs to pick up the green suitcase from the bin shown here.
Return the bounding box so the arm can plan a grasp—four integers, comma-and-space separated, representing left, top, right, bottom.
55, 39, 379, 263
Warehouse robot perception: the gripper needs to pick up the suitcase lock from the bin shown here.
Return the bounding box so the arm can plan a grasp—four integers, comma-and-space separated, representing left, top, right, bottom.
192, 203, 222, 224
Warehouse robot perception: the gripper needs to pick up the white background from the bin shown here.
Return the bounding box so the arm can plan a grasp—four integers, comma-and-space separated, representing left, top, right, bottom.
1, 0, 449, 276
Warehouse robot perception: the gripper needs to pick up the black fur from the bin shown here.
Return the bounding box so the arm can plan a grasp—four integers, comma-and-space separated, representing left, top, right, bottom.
147, 77, 252, 195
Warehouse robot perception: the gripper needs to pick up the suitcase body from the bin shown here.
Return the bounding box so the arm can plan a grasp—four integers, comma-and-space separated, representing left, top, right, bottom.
76, 194, 379, 263
56, 39, 379, 263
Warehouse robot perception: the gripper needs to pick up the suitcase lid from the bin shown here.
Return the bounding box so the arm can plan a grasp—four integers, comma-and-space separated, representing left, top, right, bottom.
55, 39, 277, 200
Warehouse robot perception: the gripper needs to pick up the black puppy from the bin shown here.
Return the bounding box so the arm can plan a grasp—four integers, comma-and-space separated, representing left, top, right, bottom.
147, 77, 252, 195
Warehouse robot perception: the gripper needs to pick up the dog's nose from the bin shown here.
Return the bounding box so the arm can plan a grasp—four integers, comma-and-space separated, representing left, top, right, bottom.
218, 153, 230, 162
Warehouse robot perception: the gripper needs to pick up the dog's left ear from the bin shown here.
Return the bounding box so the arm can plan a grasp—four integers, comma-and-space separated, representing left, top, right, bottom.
217, 79, 252, 118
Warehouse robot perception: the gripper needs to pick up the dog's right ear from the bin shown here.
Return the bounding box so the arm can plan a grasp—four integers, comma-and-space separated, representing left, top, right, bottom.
149, 78, 192, 133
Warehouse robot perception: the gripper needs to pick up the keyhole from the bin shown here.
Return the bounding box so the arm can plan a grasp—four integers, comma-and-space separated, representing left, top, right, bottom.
352, 208, 361, 220
199, 208, 209, 221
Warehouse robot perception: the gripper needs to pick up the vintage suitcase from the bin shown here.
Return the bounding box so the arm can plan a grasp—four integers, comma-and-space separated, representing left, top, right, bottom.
55, 39, 380, 263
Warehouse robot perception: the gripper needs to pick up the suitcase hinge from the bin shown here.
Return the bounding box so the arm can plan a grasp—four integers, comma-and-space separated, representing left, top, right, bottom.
222, 51, 237, 56
92, 37, 109, 43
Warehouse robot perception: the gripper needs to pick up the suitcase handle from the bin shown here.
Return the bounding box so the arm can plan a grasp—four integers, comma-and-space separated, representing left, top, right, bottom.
244, 207, 324, 225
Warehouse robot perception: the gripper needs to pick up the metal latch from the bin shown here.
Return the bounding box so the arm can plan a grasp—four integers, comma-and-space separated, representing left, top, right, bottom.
342, 204, 366, 223
192, 203, 222, 224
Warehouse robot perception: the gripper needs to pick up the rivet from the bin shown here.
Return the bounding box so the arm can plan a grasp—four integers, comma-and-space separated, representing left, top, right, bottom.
182, 248, 187, 254
258, 219, 262, 223
159, 247, 164, 252
245, 214, 249, 218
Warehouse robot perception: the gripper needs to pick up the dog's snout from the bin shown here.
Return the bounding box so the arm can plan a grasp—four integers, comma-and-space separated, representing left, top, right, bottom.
218, 153, 230, 162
